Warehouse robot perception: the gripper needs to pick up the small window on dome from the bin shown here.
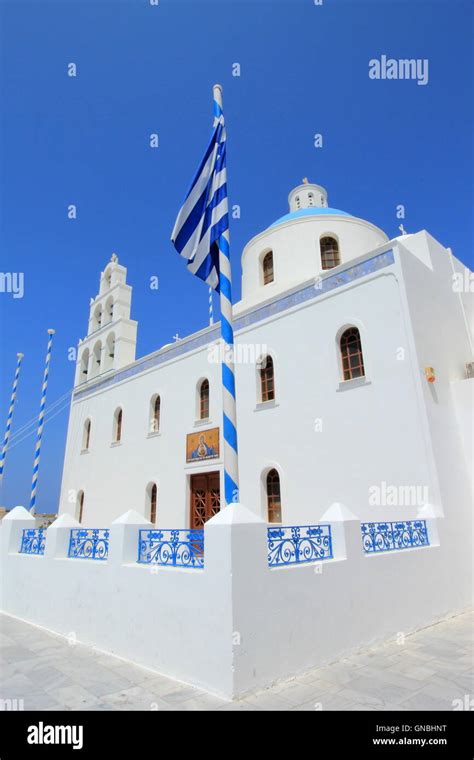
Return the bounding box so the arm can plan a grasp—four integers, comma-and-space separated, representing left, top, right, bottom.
295, 196, 301, 209
262, 251, 274, 285
308, 193, 314, 206
320, 236, 340, 270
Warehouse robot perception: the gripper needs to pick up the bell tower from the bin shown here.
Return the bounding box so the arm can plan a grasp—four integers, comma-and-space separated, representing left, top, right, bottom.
74, 254, 138, 386
288, 178, 328, 212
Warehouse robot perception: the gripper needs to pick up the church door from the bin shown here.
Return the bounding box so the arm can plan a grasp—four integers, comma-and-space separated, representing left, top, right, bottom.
190, 472, 221, 528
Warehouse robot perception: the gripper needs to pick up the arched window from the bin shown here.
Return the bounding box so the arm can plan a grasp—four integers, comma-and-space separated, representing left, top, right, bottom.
308, 192, 314, 206
93, 305, 102, 330
113, 407, 123, 442
266, 469, 281, 523
199, 379, 209, 420
80, 349, 89, 382
77, 490, 85, 523
148, 483, 157, 524
105, 296, 114, 323
82, 419, 91, 450
320, 236, 340, 270
262, 251, 274, 285
295, 195, 301, 209
150, 395, 161, 433
104, 333, 115, 371
340, 327, 365, 381
91, 341, 102, 378
260, 355, 275, 402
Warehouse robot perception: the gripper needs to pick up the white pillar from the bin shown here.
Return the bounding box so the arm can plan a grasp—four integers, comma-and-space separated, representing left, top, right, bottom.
320, 501, 360, 561
108, 509, 152, 567
45, 513, 80, 559
205, 503, 268, 698
0, 506, 36, 554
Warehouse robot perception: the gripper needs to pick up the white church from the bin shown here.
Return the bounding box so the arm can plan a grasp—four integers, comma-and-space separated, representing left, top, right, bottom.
59, 180, 472, 531
2, 180, 472, 699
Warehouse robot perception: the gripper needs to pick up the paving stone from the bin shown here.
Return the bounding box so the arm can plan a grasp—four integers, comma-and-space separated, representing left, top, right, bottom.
100, 685, 172, 711
1, 609, 472, 711
401, 689, 454, 711
53, 684, 101, 710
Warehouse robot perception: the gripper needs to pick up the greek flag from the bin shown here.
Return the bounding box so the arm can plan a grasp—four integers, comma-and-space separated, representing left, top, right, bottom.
171, 99, 228, 291
171, 86, 240, 505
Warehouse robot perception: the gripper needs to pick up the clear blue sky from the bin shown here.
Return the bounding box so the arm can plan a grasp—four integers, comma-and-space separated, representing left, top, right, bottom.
0, 0, 472, 513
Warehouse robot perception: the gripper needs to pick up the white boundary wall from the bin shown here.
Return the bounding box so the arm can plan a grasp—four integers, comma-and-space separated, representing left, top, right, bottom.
1, 503, 472, 700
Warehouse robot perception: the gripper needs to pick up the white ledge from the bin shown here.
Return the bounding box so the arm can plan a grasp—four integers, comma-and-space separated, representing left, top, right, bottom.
254, 400, 279, 411
193, 418, 212, 427
336, 377, 372, 392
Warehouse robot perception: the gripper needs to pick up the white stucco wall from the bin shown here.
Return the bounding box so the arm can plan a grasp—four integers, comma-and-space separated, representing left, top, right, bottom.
57, 234, 472, 531
1, 502, 471, 700
239, 214, 388, 310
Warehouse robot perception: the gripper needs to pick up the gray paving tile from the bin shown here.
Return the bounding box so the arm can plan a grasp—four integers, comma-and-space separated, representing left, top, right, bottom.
100, 685, 173, 711
53, 684, 101, 710
1, 609, 472, 712
341, 675, 415, 705
401, 689, 454, 711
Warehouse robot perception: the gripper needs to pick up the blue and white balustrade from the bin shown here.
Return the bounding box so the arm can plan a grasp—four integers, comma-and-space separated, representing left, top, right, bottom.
19, 528, 46, 555
361, 520, 429, 554
68, 528, 109, 560
137, 529, 204, 569
267, 524, 333, 567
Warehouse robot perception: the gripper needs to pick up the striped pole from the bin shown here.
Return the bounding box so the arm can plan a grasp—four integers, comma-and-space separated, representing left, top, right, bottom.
209, 286, 214, 326
29, 329, 55, 514
0, 352, 24, 482
213, 84, 239, 506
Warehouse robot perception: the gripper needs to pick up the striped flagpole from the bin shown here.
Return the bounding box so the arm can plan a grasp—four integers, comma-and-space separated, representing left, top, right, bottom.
209, 286, 214, 326
213, 84, 239, 505
29, 329, 55, 514
0, 352, 24, 482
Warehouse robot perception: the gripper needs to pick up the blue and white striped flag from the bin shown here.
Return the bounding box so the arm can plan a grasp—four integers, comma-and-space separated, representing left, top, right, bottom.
171, 86, 240, 506
171, 96, 228, 291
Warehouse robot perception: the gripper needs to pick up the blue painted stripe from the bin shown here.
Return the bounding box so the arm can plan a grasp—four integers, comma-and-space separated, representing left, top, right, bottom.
223, 412, 238, 452
224, 471, 239, 505
222, 363, 235, 397
221, 314, 234, 346
219, 234, 230, 258
219, 271, 232, 302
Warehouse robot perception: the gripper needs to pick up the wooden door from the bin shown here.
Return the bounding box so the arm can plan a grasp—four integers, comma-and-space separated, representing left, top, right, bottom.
190, 472, 221, 528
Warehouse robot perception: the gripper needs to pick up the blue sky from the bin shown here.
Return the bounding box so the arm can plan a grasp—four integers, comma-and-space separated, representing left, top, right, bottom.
0, 0, 472, 512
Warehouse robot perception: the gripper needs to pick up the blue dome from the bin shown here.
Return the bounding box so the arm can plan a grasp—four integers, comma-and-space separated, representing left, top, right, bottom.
270, 207, 352, 227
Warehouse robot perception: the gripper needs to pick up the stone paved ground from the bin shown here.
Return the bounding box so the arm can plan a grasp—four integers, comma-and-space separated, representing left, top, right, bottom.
0, 610, 472, 711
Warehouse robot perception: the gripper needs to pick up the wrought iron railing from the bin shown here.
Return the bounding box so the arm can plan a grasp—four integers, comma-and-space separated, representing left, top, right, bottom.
267, 524, 333, 567
19, 528, 46, 555
68, 528, 109, 560
361, 520, 429, 554
137, 529, 204, 569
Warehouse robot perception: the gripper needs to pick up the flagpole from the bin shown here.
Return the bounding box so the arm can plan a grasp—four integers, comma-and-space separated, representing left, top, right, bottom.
29, 329, 55, 514
209, 286, 214, 326
213, 84, 240, 506
0, 352, 24, 483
